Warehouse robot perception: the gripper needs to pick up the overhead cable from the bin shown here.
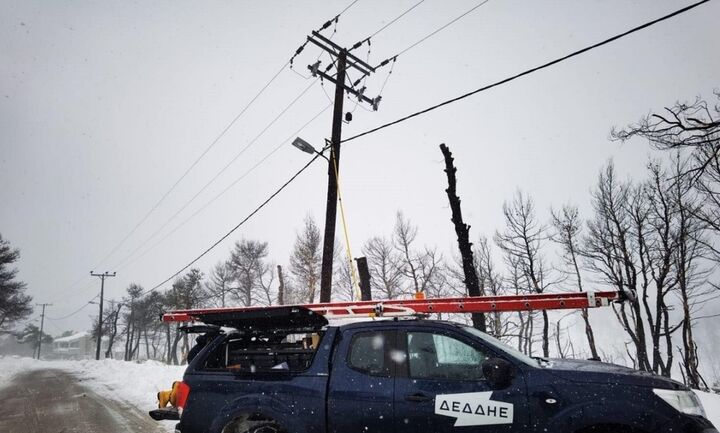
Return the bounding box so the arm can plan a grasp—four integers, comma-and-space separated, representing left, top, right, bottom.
46, 294, 99, 321
111, 80, 319, 271
56, 61, 291, 299
143, 152, 325, 295
342, 0, 712, 144
349, 0, 426, 52
93, 62, 290, 271
116, 103, 332, 273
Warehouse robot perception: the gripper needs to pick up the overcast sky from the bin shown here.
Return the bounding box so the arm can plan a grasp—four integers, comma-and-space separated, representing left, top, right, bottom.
1, 0, 718, 342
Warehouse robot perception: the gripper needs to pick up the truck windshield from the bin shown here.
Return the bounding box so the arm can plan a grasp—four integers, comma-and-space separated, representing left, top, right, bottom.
463, 326, 538, 367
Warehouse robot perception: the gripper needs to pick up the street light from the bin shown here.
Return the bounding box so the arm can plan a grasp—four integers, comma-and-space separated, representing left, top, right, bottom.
293, 136, 336, 301
292, 136, 365, 301
291, 137, 318, 155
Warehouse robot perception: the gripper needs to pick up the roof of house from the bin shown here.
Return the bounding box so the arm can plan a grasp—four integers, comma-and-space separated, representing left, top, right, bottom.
53, 331, 89, 343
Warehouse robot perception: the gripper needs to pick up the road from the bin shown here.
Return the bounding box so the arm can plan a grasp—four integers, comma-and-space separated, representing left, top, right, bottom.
0, 368, 168, 433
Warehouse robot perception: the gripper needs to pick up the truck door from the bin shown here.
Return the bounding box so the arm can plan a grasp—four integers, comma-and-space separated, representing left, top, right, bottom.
394, 328, 530, 433
328, 328, 396, 433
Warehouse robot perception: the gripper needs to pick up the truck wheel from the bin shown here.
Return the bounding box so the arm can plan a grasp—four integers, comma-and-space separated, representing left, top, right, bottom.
223, 419, 283, 433
242, 422, 281, 433
576, 425, 646, 433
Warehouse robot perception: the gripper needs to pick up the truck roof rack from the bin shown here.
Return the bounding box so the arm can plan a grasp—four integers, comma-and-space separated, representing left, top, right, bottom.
162, 290, 631, 327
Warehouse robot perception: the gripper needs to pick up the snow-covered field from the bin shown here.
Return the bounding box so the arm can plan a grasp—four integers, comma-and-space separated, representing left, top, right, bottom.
1, 355, 719, 429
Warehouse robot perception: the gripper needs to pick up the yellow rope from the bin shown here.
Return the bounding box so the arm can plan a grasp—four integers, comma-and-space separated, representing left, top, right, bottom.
329, 145, 361, 300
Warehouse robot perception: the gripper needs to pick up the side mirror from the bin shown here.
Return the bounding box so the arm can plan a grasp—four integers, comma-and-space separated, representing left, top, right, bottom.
482, 357, 514, 389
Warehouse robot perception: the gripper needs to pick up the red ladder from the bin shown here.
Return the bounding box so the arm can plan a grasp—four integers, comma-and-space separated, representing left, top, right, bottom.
162, 290, 628, 323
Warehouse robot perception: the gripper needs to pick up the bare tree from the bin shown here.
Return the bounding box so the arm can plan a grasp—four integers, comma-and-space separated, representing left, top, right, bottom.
551, 204, 600, 360
474, 236, 511, 339
669, 156, 712, 388
256, 262, 276, 307
290, 215, 322, 303
612, 91, 720, 263
205, 260, 233, 307
333, 249, 356, 302
639, 161, 680, 376
393, 211, 422, 294
362, 236, 404, 299
228, 239, 271, 307
503, 253, 535, 354
495, 190, 552, 357
582, 161, 652, 371
393, 212, 442, 295
104, 301, 123, 358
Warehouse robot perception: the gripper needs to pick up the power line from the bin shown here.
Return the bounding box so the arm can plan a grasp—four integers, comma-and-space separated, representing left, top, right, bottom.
46, 294, 99, 320
142, 152, 325, 295
379, 0, 491, 64
349, 0, 426, 52
342, 0, 712, 144
337, 0, 361, 17
291, 0, 363, 70
110, 80, 319, 271
48, 278, 97, 304
96, 62, 291, 268
116, 104, 333, 273
53, 62, 292, 301
52, 0, 361, 305
78, 0, 358, 292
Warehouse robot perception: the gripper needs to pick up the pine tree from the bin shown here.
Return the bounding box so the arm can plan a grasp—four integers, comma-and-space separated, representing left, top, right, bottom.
0, 233, 32, 330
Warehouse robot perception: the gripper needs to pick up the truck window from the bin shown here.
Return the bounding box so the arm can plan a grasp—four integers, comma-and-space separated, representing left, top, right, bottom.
203, 331, 323, 374
406, 331, 487, 381
348, 331, 393, 377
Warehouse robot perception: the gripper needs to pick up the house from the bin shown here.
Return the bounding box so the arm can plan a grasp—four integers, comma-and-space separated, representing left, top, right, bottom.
51, 332, 108, 359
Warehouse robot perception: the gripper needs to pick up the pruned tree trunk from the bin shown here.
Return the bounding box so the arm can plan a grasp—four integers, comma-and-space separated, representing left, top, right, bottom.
439, 143, 485, 332
277, 265, 285, 305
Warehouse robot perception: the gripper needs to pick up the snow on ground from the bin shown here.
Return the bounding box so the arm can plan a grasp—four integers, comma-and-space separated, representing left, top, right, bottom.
0, 355, 45, 388
0, 355, 185, 432
1, 355, 719, 429
62, 358, 187, 412
0, 356, 185, 410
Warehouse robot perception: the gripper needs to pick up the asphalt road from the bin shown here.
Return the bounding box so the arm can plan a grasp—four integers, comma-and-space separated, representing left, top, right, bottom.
0, 368, 168, 433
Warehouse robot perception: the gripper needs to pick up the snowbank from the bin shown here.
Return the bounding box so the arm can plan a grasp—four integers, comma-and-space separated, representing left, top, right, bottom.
0, 356, 185, 432
0, 356, 44, 388
62, 358, 187, 412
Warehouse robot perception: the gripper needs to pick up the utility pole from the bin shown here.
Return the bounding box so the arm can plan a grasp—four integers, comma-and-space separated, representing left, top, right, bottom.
35, 303, 52, 360
90, 271, 116, 360
306, 31, 381, 302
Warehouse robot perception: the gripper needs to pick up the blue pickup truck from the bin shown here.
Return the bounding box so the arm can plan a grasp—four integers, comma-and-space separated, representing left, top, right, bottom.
153, 306, 716, 433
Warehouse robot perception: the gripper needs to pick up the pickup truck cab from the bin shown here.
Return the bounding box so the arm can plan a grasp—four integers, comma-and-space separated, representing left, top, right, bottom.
161, 306, 716, 433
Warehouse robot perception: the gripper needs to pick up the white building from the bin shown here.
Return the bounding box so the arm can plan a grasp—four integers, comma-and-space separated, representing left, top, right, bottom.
51, 332, 109, 359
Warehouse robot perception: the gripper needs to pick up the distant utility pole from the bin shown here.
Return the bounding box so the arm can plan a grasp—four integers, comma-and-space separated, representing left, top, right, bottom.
90, 271, 116, 360
35, 303, 52, 360
306, 30, 381, 302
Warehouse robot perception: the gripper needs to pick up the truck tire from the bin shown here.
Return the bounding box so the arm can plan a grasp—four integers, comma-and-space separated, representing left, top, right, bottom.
241, 422, 281, 433
222, 418, 283, 433
576, 425, 647, 433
